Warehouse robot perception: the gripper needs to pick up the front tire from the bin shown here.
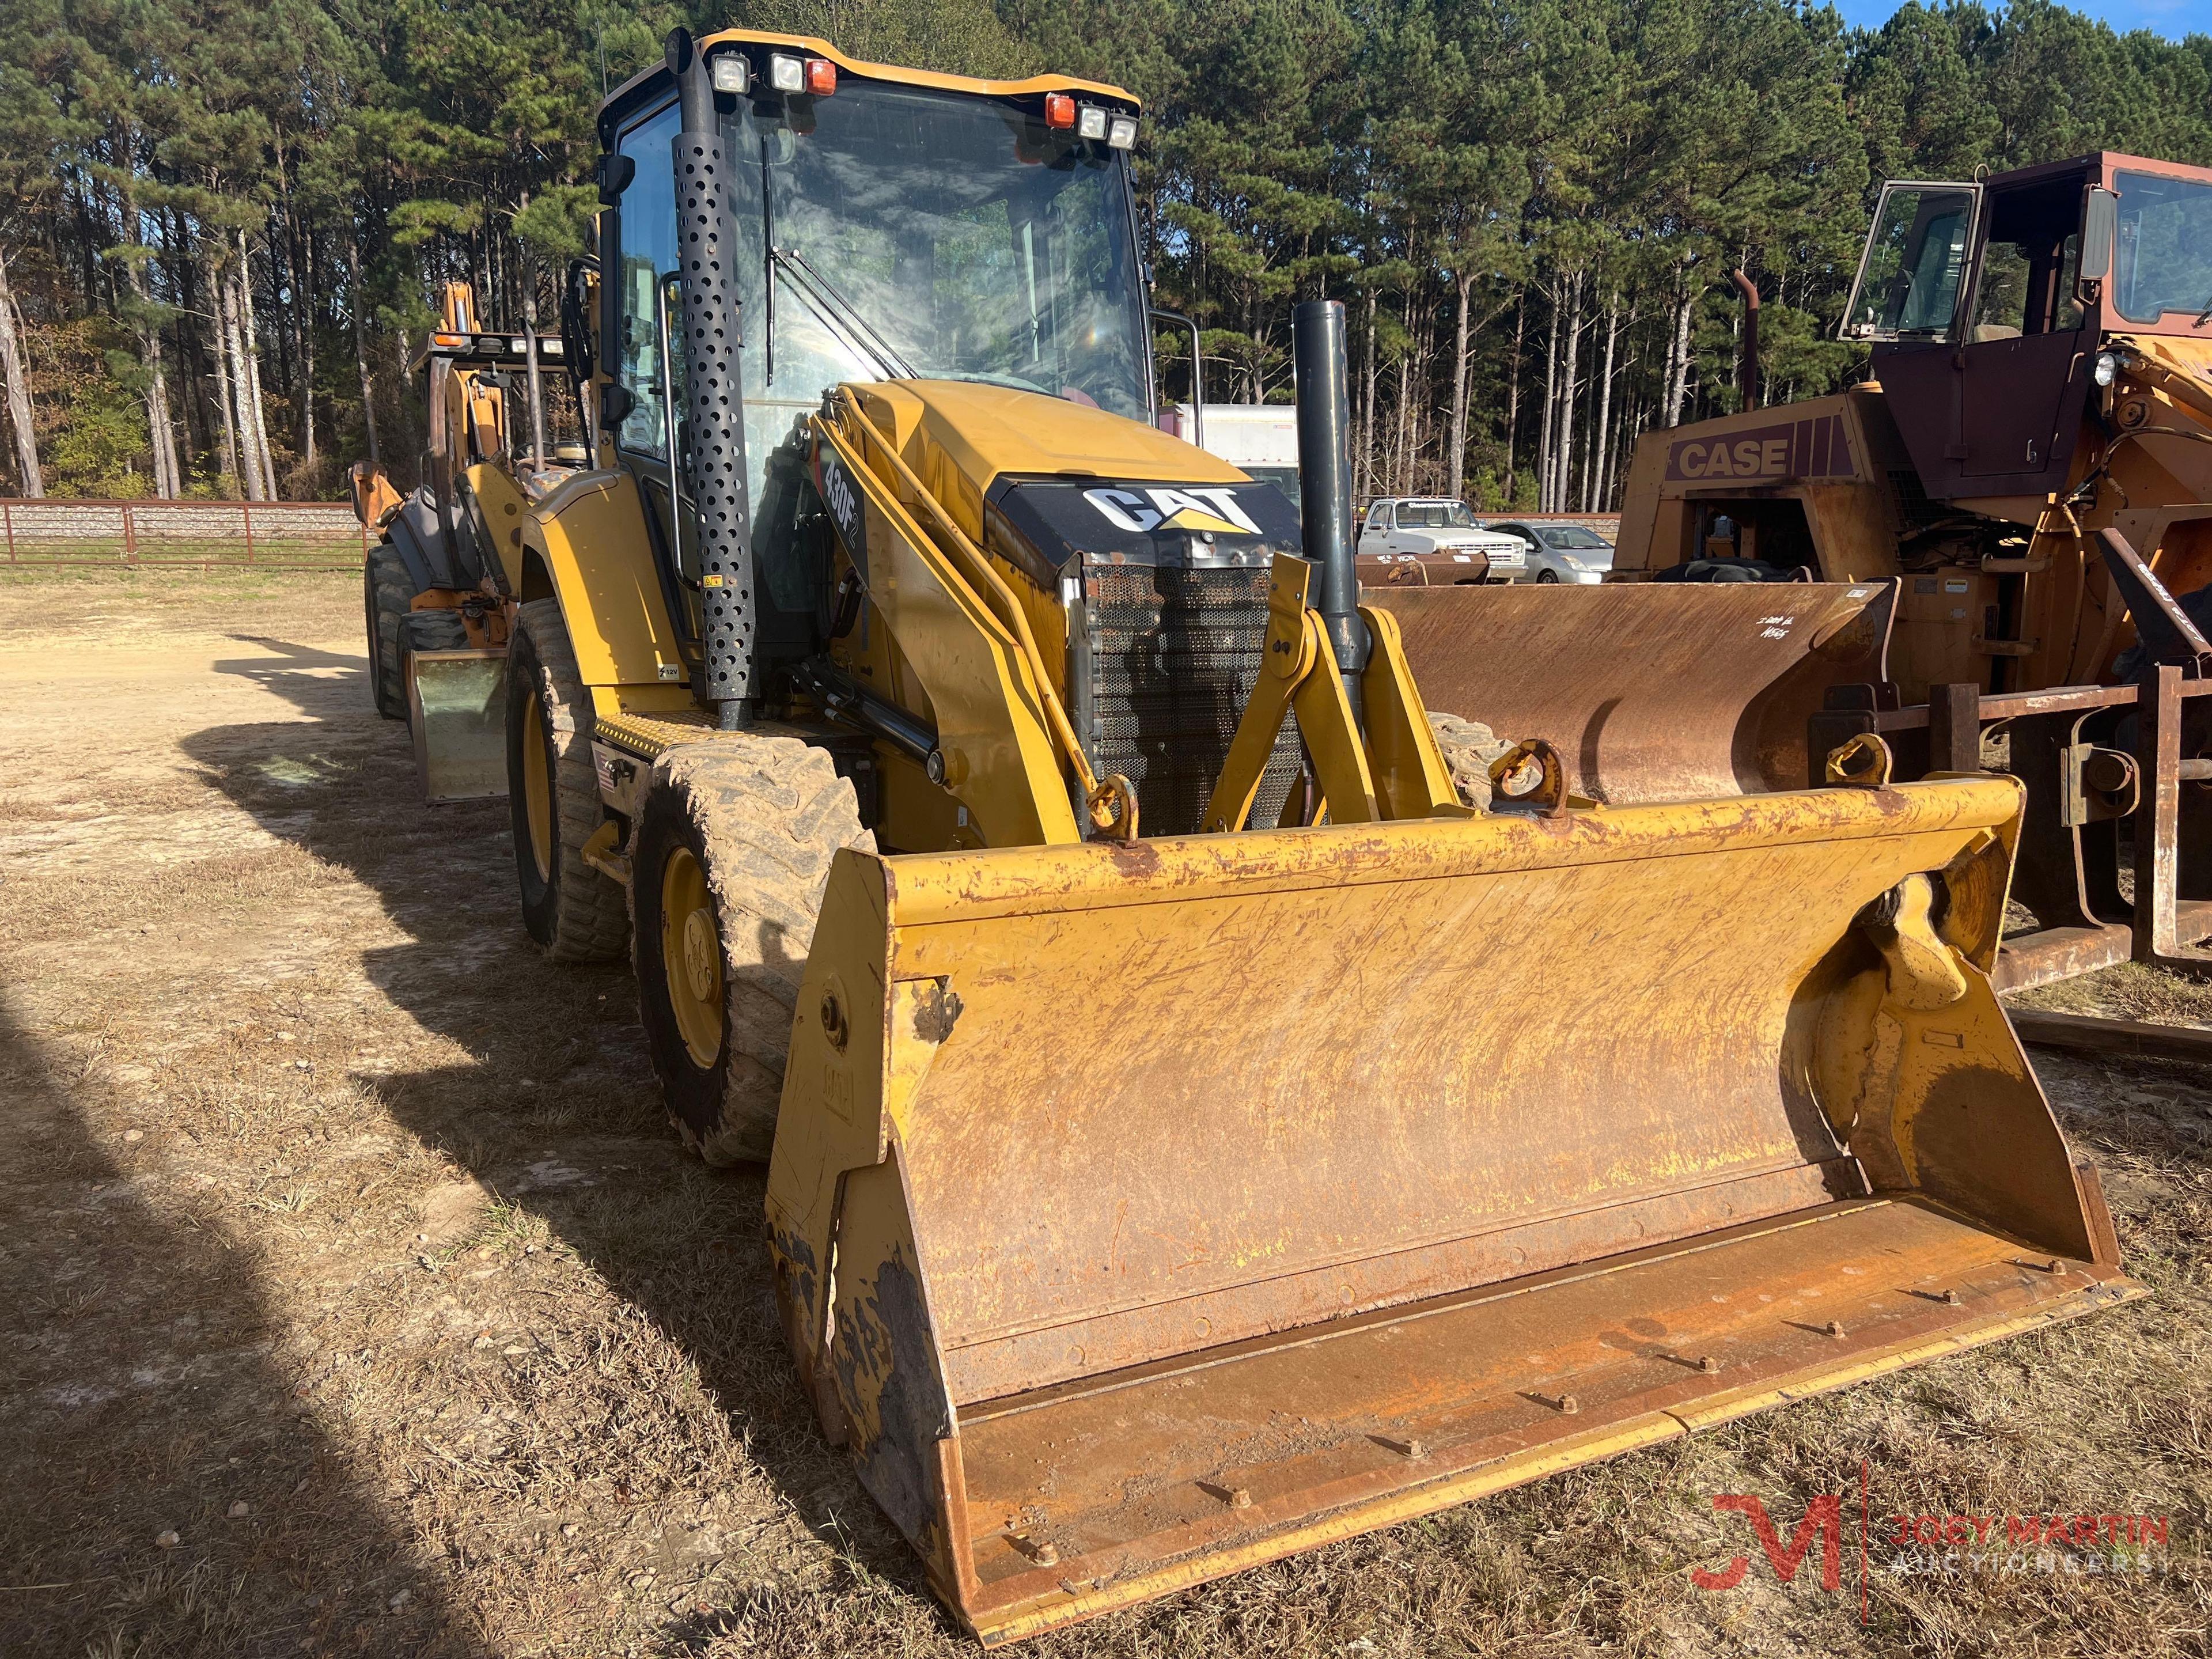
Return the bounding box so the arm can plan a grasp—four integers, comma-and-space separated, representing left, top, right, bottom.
506, 599, 628, 961
632, 738, 872, 1165
1536, 568, 1559, 585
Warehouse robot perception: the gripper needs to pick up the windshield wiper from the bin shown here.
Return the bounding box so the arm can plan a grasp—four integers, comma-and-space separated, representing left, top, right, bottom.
768, 247, 919, 382
937, 369, 1060, 396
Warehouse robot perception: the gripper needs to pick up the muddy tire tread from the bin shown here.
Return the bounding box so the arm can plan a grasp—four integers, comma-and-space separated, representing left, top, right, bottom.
633, 737, 873, 1166
402, 608, 471, 658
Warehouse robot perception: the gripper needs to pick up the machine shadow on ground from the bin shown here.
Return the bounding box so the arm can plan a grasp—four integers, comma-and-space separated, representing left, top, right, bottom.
0, 995, 487, 1658
181, 640, 941, 1624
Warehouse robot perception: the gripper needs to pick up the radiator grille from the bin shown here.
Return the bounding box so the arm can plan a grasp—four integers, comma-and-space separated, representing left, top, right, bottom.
1889, 468, 1944, 527
1086, 563, 1303, 836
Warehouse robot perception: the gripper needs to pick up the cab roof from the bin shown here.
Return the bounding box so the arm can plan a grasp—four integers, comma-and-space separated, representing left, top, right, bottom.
597, 29, 1139, 145
1991, 150, 2212, 192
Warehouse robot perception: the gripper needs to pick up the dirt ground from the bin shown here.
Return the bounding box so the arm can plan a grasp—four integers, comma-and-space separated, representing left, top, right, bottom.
0, 567, 2206, 1659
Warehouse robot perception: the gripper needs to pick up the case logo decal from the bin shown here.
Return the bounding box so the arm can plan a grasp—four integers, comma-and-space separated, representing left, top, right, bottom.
1665, 412, 1855, 483
1084, 486, 1264, 538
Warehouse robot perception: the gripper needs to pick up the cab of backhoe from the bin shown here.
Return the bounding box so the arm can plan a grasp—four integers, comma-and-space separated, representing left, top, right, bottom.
585, 33, 1313, 843
592, 33, 1154, 674
1840, 151, 2212, 503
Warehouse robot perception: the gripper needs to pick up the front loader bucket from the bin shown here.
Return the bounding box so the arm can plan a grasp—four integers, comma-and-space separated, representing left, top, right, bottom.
765, 778, 2135, 1644
1368, 580, 1897, 801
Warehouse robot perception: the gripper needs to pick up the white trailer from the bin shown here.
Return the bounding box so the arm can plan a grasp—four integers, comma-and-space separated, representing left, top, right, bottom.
1160, 403, 1301, 512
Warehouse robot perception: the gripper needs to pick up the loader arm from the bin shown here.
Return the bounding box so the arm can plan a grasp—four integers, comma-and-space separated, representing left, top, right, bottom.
810, 402, 1086, 847
1203, 552, 1469, 829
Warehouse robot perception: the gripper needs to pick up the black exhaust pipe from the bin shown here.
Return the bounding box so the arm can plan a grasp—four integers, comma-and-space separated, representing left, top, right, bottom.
668, 28, 757, 727
1292, 299, 1368, 721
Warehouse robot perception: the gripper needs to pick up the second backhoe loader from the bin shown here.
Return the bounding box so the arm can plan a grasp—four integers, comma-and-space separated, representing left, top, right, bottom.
468, 30, 2139, 1642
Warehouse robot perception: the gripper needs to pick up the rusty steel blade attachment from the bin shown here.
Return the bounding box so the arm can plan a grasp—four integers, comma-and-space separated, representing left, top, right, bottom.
764, 777, 2135, 1644
1369, 579, 1897, 803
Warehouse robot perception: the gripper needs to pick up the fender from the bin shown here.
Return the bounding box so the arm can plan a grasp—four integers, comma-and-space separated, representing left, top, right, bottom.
518, 467, 690, 690
386, 494, 454, 594
459, 461, 532, 593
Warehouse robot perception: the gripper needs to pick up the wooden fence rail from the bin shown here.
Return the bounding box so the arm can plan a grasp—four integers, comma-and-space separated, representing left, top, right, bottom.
0, 499, 366, 570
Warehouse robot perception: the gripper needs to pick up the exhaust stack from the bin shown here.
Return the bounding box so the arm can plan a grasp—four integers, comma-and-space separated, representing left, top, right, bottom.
1730, 268, 1762, 411
668, 28, 757, 726
1293, 299, 1368, 719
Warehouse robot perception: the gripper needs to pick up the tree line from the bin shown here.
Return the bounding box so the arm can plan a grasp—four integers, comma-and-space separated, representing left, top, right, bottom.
0, 0, 2206, 509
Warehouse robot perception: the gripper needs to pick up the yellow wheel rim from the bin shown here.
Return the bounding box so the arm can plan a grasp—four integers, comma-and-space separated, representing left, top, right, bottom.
522, 694, 554, 882
661, 846, 724, 1069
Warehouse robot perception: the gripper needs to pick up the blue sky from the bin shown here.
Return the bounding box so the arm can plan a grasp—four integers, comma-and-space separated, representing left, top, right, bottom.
1830, 0, 2207, 36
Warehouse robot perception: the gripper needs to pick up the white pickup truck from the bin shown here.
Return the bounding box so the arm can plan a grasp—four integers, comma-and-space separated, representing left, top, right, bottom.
1357, 499, 1525, 582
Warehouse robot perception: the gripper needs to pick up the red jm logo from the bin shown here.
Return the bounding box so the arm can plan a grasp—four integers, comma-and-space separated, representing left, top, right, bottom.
1692, 1494, 1845, 1592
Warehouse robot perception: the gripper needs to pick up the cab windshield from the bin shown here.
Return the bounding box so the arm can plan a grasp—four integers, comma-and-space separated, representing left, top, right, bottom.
613, 79, 1150, 614
1395, 501, 1478, 530
734, 82, 1147, 418
1844, 184, 1978, 339
2113, 169, 2212, 327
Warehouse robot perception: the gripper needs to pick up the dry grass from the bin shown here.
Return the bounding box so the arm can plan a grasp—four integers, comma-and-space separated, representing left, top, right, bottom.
0, 570, 2205, 1658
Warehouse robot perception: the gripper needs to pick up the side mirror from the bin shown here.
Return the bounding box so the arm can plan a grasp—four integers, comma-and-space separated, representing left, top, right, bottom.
594, 151, 635, 207
2080, 185, 2118, 282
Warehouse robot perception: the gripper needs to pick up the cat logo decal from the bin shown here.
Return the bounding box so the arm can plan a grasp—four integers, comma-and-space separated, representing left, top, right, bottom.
1083, 486, 1265, 538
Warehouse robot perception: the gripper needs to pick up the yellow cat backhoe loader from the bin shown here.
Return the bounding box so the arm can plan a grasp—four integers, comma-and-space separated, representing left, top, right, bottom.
458, 30, 2138, 1642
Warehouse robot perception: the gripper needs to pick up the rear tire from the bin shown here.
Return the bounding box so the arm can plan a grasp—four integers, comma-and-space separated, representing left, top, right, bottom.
402, 607, 471, 658
631, 739, 872, 1165
365, 541, 412, 719
506, 599, 628, 961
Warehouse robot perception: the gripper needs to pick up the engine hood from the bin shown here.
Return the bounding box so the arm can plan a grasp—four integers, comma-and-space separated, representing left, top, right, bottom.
862, 378, 1248, 490
987, 474, 1305, 584
838, 378, 1306, 584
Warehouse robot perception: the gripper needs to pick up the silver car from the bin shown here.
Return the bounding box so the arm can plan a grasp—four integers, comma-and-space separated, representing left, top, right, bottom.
1482, 520, 1616, 584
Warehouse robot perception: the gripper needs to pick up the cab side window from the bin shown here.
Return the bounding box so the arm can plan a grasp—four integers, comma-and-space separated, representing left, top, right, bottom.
1970, 241, 2031, 340
1970, 182, 2088, 342
614, 103, 681, 456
